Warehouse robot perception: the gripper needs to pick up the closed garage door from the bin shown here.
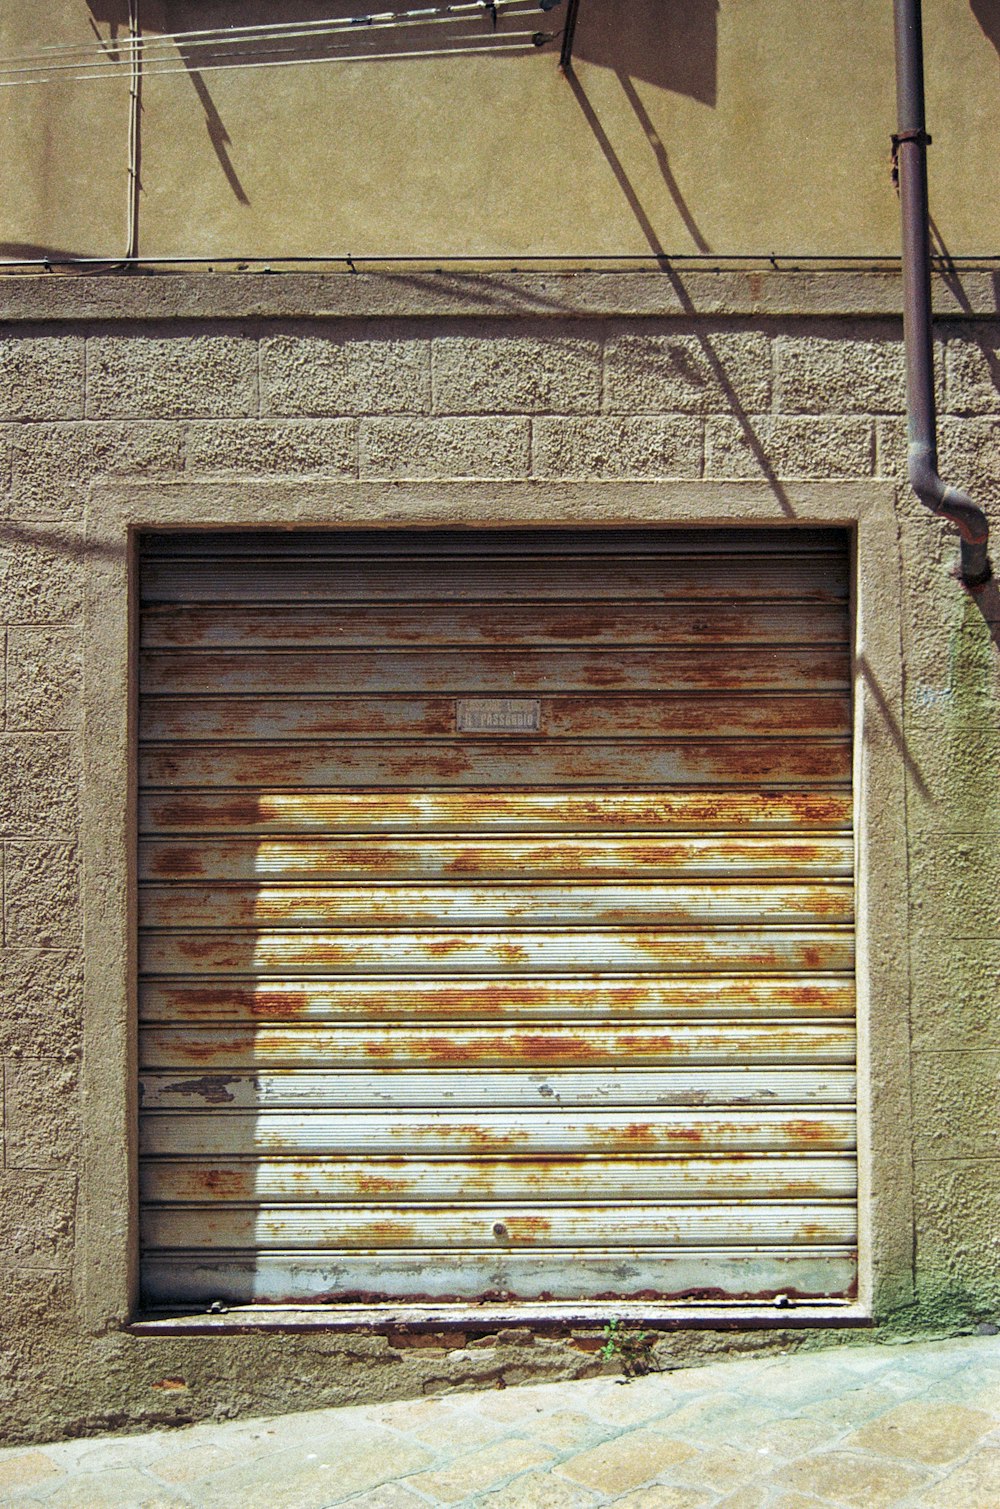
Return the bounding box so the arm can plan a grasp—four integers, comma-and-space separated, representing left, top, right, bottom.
138, 527, 856, 1309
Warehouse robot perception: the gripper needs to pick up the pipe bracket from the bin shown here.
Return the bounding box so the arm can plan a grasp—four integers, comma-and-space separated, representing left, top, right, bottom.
890, 130, 932, 188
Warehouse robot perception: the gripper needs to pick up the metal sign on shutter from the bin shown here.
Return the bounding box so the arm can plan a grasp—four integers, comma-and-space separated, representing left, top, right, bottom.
137, 527, 857, 1308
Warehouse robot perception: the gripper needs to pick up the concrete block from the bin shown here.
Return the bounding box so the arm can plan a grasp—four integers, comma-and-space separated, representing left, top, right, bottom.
410, 1439, 555, 1501
149, 1443, 244, 1485
7, 422, 185, 521
0, 949, 83, 1059
261, 334, 430, 416
911, 1051, 1000, 1158
6, 629, 82, 731
769, 1452, 927, 1504
936, 418, 1000, 511
846, 1399, 994, 1466
909, 833, 1000, 937
913, 1158, 1000, 1310
901, 715, 1000, 821
899, 520, 1000, 703
0, 1172, 75, 1267
4, 843, 80, 948
944, 324, 1000, 415
919, 1449, 1000, 1508
0, 1452, 61, 1495
433, 334, 601, 414
4, 1056, 80, 1169
360, 417, 530, 478
911, 937, 1000, 1051
187, 1428, 434, 1504
0, 1265, 74, 1328
0, 529, 84, 623
603, 330, 771, 414
86, 336, 258, 419
532, 415, 703, 478
883, 416, 1000, 513
775, 332, 907, 414
0, 435, 11, 504
557, 1430, 695, 1495
875, 417, 907, 484
0, 736, 79, 838
0, 338, 84, 421
909, 718, 992, 819
705, 415, 873, 478
186, 419, 357, 476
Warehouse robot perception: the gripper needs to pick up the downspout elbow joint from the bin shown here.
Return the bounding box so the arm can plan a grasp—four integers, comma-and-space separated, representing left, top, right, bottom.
908, 442, 992, 589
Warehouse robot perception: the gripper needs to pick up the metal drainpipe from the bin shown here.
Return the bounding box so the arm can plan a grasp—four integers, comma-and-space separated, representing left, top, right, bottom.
893, 0, 991, 587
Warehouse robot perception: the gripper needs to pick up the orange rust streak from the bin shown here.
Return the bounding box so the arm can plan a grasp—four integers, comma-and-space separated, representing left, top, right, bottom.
147, 845, 204, 877
507, 1216, 553, 1239
353, 1174, 408, 1197
495, 943, 529, 966
786, 1120, 835, 1144
366, 1221, 417, 1245
426, 939, 465, 958
156, 1038, 243, 1064
362, 1039, 394, 1060
193, 1170, 250, 1199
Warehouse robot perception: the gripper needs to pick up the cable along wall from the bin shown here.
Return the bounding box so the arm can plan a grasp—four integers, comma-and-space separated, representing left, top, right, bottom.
136, 526, 857, 1308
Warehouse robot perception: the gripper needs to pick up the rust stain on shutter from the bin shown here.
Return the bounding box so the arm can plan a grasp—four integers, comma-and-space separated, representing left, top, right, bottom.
137, 527, 856, 1309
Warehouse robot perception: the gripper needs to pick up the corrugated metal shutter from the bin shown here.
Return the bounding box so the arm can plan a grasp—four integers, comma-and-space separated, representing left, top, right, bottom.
138, 527, 856, 1309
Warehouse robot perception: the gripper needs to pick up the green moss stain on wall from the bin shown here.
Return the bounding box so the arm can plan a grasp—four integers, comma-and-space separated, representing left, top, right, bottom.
908, 580, 1000, 1331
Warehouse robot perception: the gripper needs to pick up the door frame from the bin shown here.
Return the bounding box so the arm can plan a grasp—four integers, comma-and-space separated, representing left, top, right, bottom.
78, 478, 909, 1330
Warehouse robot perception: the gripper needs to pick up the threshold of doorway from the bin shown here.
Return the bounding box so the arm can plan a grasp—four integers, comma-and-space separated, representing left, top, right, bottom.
130, 1301, 871, 1335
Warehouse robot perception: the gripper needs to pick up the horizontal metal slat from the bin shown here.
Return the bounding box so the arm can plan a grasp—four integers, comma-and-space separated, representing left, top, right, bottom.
139, 739, 853, 789
140, 647, 850, 695
140, 555, 850, 604
140, 1154, 860, 1205
140, 527, 848, 560
138, 881, 854, 930
140, 789, 855, 835
139, 1022, 856, 1070
140, 602, 851, 651
138, 1067, 857, 1110
139, 927, 856, 976
141, 1203, 858, 1252
139, 834, 855, 882
139, 1247, 858, 1305
138, 1109, 858, 1156
139, 692, 853, 743
139, 976, 857, 1024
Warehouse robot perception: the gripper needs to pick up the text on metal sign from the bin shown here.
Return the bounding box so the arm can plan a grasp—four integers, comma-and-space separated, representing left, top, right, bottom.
456, 698, 542, 733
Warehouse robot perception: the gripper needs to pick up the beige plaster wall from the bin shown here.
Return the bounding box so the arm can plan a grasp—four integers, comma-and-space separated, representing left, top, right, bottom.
0, 270, 998, 1442
1, 0, 1000, 262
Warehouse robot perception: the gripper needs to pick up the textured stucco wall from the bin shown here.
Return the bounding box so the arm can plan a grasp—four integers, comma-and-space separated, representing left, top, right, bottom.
3, 0, 1000, 261
0, 270, 998, 1443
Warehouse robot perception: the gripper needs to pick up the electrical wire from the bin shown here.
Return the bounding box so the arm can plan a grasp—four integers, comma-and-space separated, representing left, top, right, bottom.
29, 0, 538, 58
0, 36, 542, 89
0, 1, 544, 79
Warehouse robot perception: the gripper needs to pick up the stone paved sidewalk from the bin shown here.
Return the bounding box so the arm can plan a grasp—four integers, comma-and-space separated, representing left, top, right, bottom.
1, 1332, 999, 1507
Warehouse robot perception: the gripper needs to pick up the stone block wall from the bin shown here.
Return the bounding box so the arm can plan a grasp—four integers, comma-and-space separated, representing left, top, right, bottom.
0, 274, 997, 1440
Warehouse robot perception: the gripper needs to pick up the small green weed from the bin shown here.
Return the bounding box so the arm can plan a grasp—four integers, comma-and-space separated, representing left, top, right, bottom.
599, 1318, 658, 1379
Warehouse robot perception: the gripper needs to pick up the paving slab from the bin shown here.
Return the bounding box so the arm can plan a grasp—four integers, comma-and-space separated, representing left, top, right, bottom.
1, 1333, 999, 1506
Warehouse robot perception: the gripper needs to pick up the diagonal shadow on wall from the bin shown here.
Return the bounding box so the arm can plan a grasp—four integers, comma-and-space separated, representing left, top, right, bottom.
970, 0, 1000, 52
571, 0, 719, 104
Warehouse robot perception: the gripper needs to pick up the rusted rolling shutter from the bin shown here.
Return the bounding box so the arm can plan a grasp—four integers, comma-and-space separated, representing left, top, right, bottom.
137, 527, 856, 1308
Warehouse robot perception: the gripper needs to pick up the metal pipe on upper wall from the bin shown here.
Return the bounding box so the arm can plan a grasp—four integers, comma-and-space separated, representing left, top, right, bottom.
893, 0, 991, 586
